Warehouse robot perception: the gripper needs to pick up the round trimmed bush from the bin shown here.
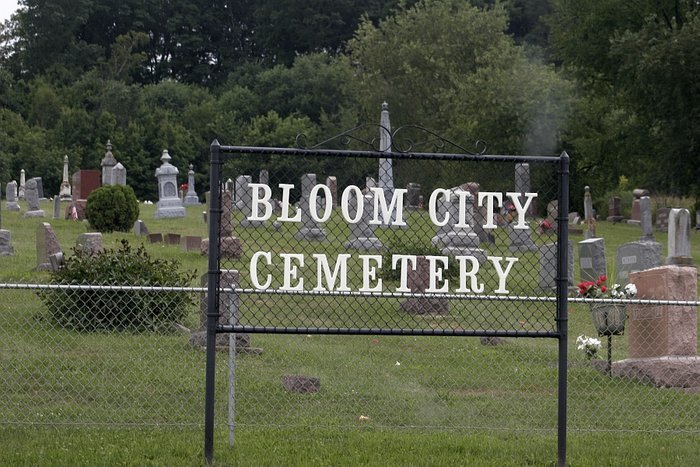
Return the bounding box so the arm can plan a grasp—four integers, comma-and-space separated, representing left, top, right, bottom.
86, 185, 139, 232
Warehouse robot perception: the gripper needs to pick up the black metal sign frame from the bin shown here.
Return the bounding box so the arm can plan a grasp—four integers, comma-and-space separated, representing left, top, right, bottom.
203, 135, 570, 466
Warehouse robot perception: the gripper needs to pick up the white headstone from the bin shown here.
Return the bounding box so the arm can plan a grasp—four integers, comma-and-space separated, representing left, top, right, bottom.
667, 208, 692, 265
59, 155, 72, 199
154, 149, 185, 218
112, 162, 127, 186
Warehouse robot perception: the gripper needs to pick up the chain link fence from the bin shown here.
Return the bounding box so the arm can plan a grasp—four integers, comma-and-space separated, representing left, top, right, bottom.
1, 284, 697, 433
1, 132, 698, 447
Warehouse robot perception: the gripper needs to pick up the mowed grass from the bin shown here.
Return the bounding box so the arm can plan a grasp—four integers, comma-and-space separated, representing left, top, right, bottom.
1, 199, 699, 465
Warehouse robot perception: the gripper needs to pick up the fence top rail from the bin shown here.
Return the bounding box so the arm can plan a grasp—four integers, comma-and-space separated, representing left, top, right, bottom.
214, 143, 563, 164
1, 282, 698, 307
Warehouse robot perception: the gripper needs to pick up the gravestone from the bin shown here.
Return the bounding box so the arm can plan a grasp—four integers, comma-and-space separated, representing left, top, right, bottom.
365, 177, 377, 191
154, 149, 186, 218
18, 169, 25, 200
0, 230, 14, 256
75, 233, 103, 255
48, 252, 64, 271
400, 256, 450, 314
23, 178, 45, 218
615, 241, 662, 285
259, 169, 269, 187
607, 197, 623, 222
378, 102, 394, 197
515, 163, 535, 217
36, 223, 62, 270
628, 188, 648, 225
5, 181, 20, 211
640, 196, 655, 241
538, 242, 574, 290
461, 182, 494, 244
112, 163, 127, 186
181, 235, 203, 252
508, 223, 537, 253
234, 175, 250, 211
628, 266, 697, 358
546, 200, 563, 234
655, 207, 670, 233
578, 237, 606, 282
406, 183, 421, 209
295, 173, 327, 241
583, 186, 596, 239
52, 196, 62, 220
189, 270, 255, 352
71, 169, 101, 201
344, 193, 383, 250
225, 178, 234, 195
133, 220, 149, 236
184, 164, 200, 205
165, 233, 181, 245
239, 175, 266, 228
59, 155, 72, 199
629, 199, 641, 225
667, 208, 692, 265
148, 233, 163, 243
65, 200, 87, 220
200, 189, 243, 259
35, 177, 45, 200
431, 189, 486, 262
101, 140, 117, 185
325, 176, 338, 209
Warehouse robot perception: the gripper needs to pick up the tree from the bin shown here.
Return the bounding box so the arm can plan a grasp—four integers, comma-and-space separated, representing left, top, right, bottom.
550, 0, 700, 198
347, 0, 571, 192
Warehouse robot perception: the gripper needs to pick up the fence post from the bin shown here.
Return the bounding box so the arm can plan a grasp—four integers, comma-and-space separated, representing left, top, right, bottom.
204, 140, 223, 465
556, 151, 570, 467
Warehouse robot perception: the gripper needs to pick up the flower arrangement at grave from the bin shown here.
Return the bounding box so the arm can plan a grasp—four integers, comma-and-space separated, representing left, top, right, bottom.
577, 275, 637, 336
576, 335, 602, 360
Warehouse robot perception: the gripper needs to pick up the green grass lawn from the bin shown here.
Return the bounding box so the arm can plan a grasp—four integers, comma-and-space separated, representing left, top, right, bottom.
1, 199, 698, 465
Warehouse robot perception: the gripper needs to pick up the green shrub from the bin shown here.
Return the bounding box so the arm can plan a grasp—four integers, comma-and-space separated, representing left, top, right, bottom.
85, 185, 139, 232
39, 240, 196, 332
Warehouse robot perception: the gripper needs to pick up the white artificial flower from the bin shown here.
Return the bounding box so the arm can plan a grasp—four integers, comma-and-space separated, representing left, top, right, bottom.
624, 283, 637, 297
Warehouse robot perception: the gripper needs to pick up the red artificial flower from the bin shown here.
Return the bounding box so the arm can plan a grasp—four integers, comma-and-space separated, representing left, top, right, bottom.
601, 285, 607, 293
599, 275, 606, 282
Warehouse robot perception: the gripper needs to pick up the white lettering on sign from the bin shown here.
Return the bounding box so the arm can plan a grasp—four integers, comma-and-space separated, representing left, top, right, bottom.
621, 256, 637, 265
580, 257, 593, 269
249, 253, 519, 295
245, 183, 539, 231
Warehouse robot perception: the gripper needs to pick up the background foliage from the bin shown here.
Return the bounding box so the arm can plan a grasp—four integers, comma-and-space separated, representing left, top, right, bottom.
0, 0, 698, 211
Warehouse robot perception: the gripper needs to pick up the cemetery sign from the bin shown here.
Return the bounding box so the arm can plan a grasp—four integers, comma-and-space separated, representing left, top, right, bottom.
203, 126, 571, 466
